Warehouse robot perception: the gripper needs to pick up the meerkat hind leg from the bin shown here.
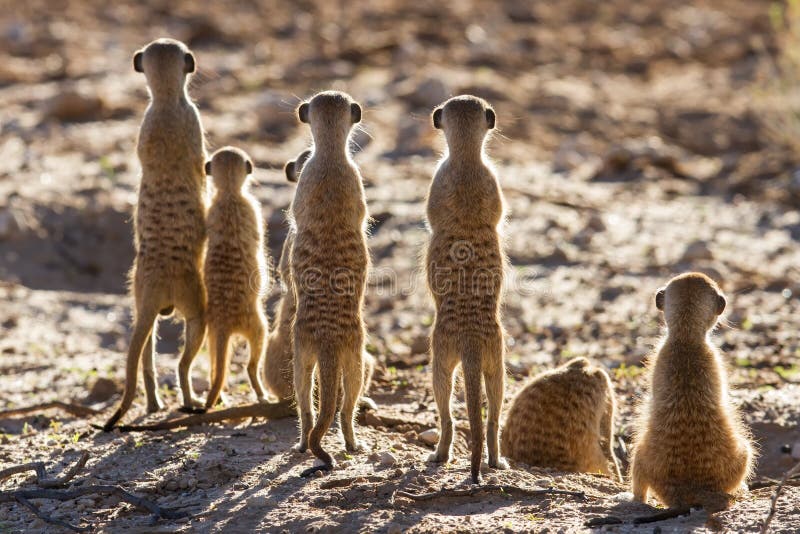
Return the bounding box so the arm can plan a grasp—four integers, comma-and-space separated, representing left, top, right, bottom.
340, 348, 365, 452
177, 314, 207, 413
142, 327, 165, 413
484, 359, 508, 470
245, 319, 269, 403
293, 340, 316, 453
428, 345, 459, 464
103, 306, 158, 430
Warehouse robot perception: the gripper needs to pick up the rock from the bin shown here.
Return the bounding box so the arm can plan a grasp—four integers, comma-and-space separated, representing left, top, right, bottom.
387, 524, 404, 534
44, 90, 105, 122
85, 377, 118, 404
680, 240, 713, 263
397, 77, 448, 109
418, 428, 439, 446
408, 335, 429, 355
377, 451, 397, 467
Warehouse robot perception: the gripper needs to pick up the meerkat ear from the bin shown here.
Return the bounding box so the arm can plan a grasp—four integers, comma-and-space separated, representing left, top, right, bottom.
350, 102, 362, 124
655, 289, 665, 311
284, 161, 297, 182
432, 107, 443, 129
245, 160, 253, 175
133, 51, 144, 72
716, 294, 726, 315
204, 160, 211, 175
184, 52, 196, 73
486, 108, 496, 129
298, 103, 309, 123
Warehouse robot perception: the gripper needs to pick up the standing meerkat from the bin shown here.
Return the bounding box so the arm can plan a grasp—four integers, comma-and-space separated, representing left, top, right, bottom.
630, 272, 754, 509
425, 95, 508, 484
290, 92, 370, 473
500, 357, 622, 482
266, 150, 376, 405
203, 146, 269, 409
104, 38, 207, 430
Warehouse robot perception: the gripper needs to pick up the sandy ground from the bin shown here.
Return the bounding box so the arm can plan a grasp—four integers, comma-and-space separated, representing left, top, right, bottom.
1, 0, 800, 532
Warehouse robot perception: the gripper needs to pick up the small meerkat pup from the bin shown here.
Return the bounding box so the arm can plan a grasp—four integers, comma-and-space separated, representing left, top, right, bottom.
290, 92, 370, 473
104, 38, 207, 430
630, 272, 754, 510
425, 95, 508, 484
501, 358, 623, 482
203, 147, 269, 409
265, 149, 376, 406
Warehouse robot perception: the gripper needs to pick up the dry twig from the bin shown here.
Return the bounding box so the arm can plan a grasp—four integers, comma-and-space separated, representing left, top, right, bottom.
0, 451, 188, 532
99, 400, 295, 432
760, 460, 800, 534
393, 484, 585, 503
0, 451, 88, 487
0, 401, 101, 419
633, 507, 692, 524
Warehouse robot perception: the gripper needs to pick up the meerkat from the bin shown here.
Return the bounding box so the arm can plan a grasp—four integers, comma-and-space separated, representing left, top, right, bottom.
264, 150, 376, 407
500, 357, 622, 482
630, 272, 754, 510
425, 95, 507, 484
104, 38, 207, 430
202, 146, 270, 409
290, 92, 370, 473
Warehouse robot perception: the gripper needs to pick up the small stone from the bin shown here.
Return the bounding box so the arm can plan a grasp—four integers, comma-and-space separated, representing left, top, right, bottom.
165, 479, 178, 491
791, 441, 800, 460
44, 90, 105, 122
377, 451, 397, 467
85, 377, 119, 403
418, 429, 439, 446
680, 240, 713, 263
262, 433, 278, 443
408, 335, 429, 355
387, 524, 403, 534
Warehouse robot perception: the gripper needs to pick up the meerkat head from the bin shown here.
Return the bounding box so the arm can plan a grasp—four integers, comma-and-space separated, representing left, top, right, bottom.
296, 91, 361, 149
656, 272, 726, 336
133, 38, 196, 96
284, 149, 312, 183
205, 146, 253, 192
432, 94, 495, 152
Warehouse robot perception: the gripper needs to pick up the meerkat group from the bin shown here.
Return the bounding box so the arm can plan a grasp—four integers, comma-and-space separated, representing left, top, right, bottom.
103, 37, 756, 510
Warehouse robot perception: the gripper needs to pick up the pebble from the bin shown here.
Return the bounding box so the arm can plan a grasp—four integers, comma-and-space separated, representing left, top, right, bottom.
377, 451, 397, 467
418, 429, 439, 446
680, 240, 713, 262
44, 90, 105, 122
387, 524, 404, 534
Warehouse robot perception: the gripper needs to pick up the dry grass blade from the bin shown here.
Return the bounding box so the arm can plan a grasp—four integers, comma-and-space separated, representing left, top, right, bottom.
0, 401, 101, 419
760, 460, 800, 534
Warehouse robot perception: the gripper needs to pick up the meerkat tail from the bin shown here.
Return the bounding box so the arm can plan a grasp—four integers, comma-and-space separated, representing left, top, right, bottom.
308, 348, 341, 468
462, 344, 485, 485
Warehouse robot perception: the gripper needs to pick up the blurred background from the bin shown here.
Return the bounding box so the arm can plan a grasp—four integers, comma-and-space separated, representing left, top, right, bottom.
0, 0, 799, 520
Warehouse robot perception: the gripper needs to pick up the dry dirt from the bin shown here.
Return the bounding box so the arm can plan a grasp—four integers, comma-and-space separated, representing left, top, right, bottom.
1, 0, 800, 532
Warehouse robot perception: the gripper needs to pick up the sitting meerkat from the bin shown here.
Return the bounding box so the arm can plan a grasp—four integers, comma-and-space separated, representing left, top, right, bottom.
265, 150, 375, 408
500, 357, 622, 482
104, 38, 208, 430
425, 95, 508, 484
630, 272, 754, 510
290, 92, 370, 474
203, 146, 269, 409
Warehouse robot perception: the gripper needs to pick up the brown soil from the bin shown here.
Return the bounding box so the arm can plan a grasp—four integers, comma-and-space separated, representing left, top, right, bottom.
1, 1, 799, 532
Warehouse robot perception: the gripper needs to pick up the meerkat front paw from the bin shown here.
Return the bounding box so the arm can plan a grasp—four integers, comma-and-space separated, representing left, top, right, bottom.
292, 441, 308, 453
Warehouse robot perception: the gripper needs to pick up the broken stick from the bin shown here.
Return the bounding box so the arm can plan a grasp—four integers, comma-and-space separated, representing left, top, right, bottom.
99, 400, 295, 432
760, 460, 800, 534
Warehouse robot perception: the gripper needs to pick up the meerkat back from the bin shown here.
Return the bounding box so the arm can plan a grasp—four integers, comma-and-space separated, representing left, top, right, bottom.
501, 358, 622, 481
630, 273, 754, 509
